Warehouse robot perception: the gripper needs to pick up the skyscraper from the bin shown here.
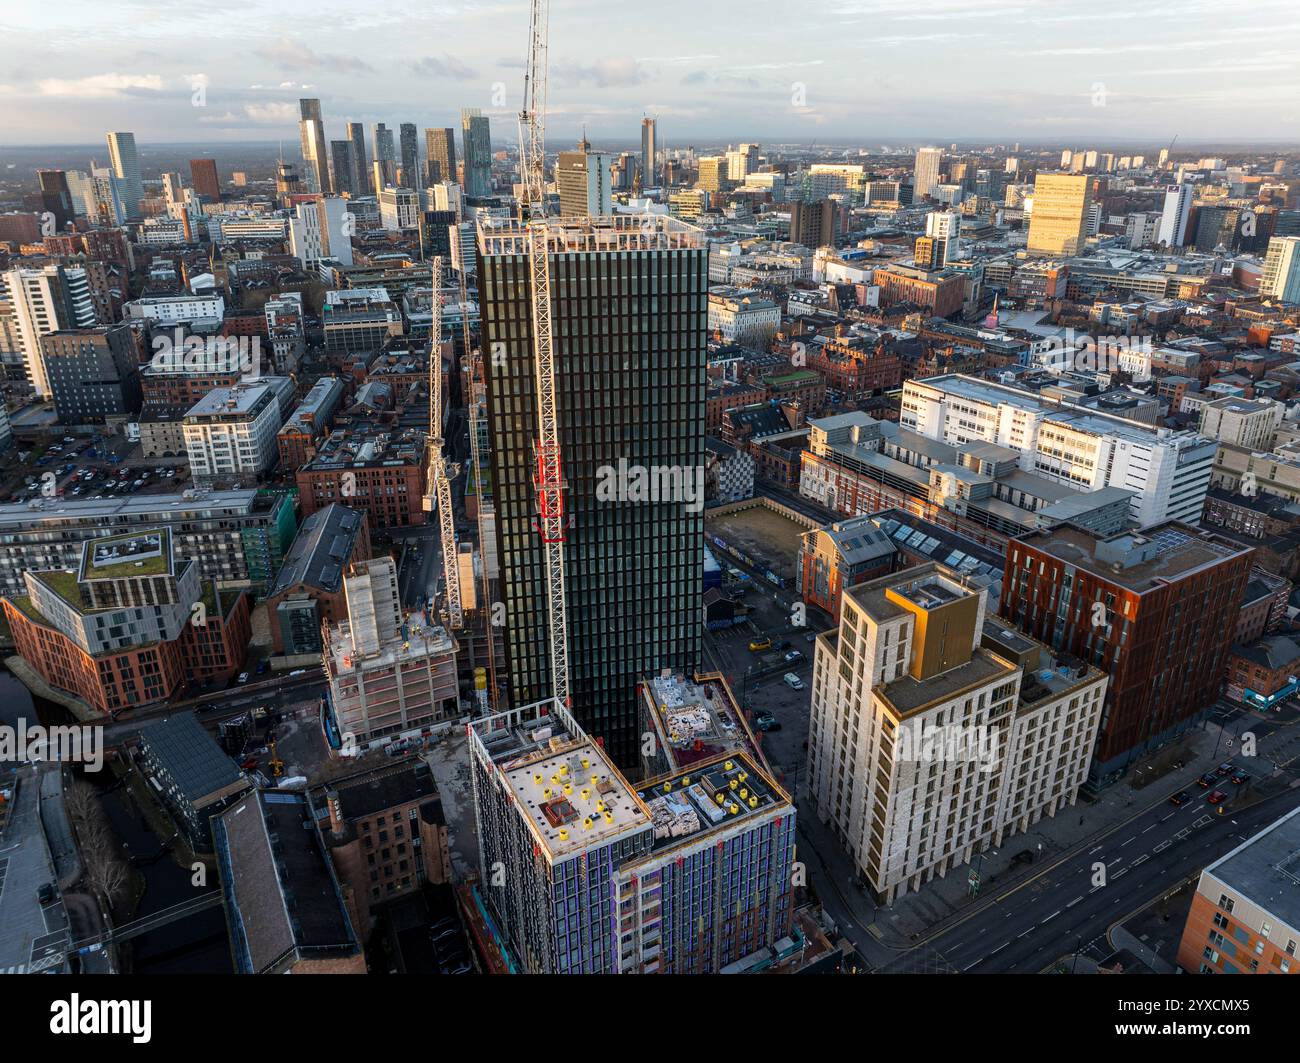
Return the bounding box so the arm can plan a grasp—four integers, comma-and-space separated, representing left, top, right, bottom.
1026, 172, 1092, 256
911, 146, 943, 204
2, 264, 98, 397
555, 148, 613, 217
424, 127, 457, 187
37, 170, 75, 231
399, 123, 419, 190
476, 215, 707, 764
1157, 184, 1194, 247
105, 131, 142, 220
330, 141, 357, 197
298, 99, 331, 194
346, 122, 371, 195
189, 158, 221, 201
640, 117, 657, 186
372, 123, 397, 188
461, 109, 492, 198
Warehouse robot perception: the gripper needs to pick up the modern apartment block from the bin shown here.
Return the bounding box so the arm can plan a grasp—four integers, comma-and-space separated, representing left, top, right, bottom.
322, 557, 459, 744
900, 375, 1215, 526
298, 98, 331, 194
1176, 805, 1300, 975
0, 488, 297, 594
289, 197, 355, 268
1261, 236, 1300, 304
806, 563, 1107, 904
2, 529, 250, 713
424, 127, 457, 185
1, 264, 98, 397
183, 380, 287, 483
321, 288, 401, 352
477, 214, 707, 765
555, 148, 613, 217
636, 670, 771, 780
1026, 172, 1092, 256
469, 698, 796, 973
1002, 522, 1252, 782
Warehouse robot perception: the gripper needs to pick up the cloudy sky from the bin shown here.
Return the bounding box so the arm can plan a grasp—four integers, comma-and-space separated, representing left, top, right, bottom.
2, 0, 1298, 147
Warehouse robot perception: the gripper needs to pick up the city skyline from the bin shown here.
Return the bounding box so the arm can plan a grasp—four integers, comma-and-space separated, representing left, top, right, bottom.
4, 0, 1300, 145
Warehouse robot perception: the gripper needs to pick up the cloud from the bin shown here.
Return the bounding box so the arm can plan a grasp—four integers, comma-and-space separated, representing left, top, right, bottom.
33, 73, 166, 99
242, 101, 299, 123
254, 37, 374, 75
413, 54, 478, 80
552, 57, 648, 88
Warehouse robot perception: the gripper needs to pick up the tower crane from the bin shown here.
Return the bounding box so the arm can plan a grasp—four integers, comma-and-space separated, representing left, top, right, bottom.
516, 0, 571, 710
422, 255, 463, 630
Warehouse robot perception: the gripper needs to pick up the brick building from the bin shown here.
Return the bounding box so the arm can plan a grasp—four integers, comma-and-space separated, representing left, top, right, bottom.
1001, 523, 1253, 783
296, 425, 427, 529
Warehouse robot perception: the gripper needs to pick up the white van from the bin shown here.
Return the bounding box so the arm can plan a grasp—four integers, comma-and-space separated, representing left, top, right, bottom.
783, 673, 804, 690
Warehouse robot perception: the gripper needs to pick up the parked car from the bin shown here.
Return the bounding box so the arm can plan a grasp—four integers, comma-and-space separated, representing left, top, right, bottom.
1197, 772, 1217, 788
783, 650, 803, 663
1231, 770, 1250, 785
748, 637, 772, 652
1217, 761, 1235, 776
1207, 790, 1229, 805
1169, 791, 1191, 806
783, 673, 804, 690
37, 883, 57, 906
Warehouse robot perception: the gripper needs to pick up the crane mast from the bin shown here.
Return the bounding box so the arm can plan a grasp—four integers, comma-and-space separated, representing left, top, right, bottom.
516, 0, 569, 709
422, 255, 463, 630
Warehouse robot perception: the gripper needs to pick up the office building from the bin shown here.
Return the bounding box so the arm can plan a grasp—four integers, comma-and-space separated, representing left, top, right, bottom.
806, 563, 1107, 903
555, 147, 613, 217
105, 131, 143, 220
378, 186, 421, 231
423, 127, 457, 187
1157, 184, 1194, 247
1262, 236, 1300, 304
461, 109, 492, 198
1002, 522, 1252, 782
39, 324, 142, 424
298, 98, 331, 194
469, 697, 795, 973
37, 170, 75, 230
641, 117, 657, 186
924, 209, 962, 265
789, 198, 839, 249
1177, 805, 1300, 975
322, 556, 459, 744
900, 375, 1216, 526
1027, 172, 1092, 256
911, 147, 943, 204
697, 156, 726, 193
477, 214, 707, 765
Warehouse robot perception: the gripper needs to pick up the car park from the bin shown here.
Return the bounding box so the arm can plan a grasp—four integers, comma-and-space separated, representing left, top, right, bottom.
38, 883, 57, 906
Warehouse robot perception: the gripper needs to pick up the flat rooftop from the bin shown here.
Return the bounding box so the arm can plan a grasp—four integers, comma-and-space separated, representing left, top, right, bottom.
880, 649, 1017, 717
474, 710, 648, 860
0, 489, 269, 528
635, 751, 789, 855
79, 529, 172, 580
1204, 805, 1300, 938
1014, 522, 1249, 592
642, 672, 767, 770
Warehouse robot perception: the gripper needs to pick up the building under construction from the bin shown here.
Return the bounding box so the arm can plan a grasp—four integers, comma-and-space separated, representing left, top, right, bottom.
469, 697, 796, 973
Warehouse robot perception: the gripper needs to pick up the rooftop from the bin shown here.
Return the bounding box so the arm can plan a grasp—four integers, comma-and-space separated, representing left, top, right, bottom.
269, 504, 366, 597
1013, 521, 1251, 592
78, 529, 173, 581
139, 712, 247, 804
641, 672, 768, 771
1203, 805, 1300, 939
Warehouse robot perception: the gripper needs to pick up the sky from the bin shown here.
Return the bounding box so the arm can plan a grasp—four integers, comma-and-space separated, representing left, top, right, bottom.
2, 0, 1299, 148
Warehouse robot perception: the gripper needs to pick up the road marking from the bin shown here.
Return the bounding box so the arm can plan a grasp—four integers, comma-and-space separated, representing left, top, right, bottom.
1119, 836, 1136, 847
1042, 909, 1061, 923
1153, 840, 1171, 853
1066, 895, 1083, 908
990, 942, 1009, 956
1140, 823, 1155, 834
1131, 854, 1148, 867
1088, 845, 1102, 855
1113, 867, 1129, 878
1017, 927, 1035, 939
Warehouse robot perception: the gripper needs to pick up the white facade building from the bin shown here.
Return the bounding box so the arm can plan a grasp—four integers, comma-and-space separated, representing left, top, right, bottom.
183, 381, 285, 481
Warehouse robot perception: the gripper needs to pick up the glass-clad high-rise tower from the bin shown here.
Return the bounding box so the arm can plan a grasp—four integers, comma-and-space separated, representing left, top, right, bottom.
476, 215, 707, 765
